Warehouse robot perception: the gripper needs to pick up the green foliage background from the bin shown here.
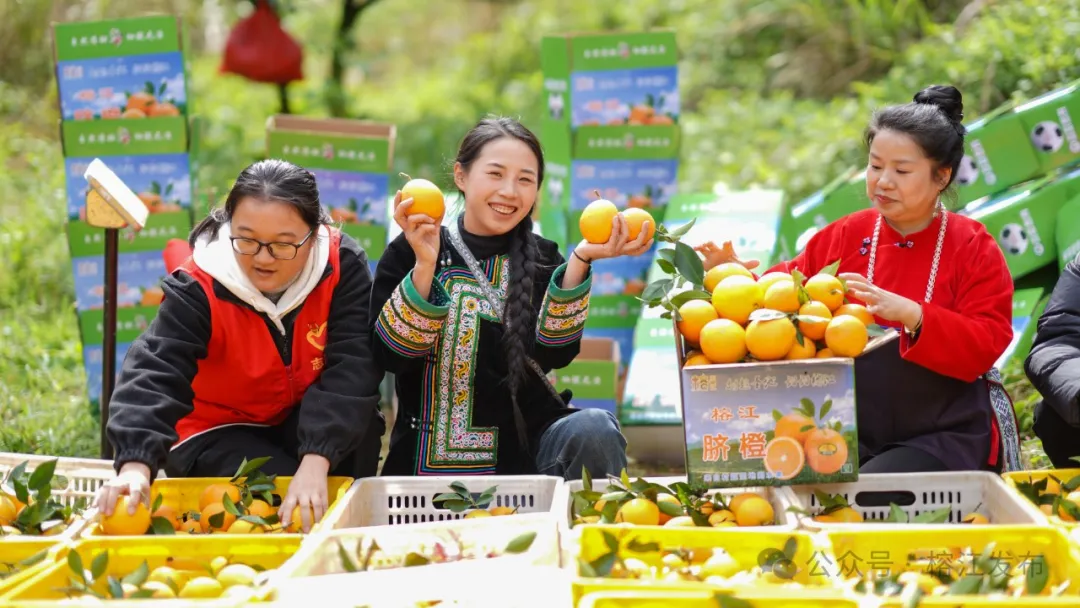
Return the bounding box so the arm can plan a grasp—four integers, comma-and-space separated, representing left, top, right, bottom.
0, 0, 1076, 465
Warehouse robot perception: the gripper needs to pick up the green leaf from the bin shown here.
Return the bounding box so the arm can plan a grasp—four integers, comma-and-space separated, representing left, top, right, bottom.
783, 536, 798, 560
442, 499, 471, 513
657, 248, 676, 264
599, 491, 632, 503
129, 589, 156, 599
772, 409, 783, 422
449, 481, 470, 495
20, 549, 49, 568
820, 260, 841, 276
338, 541, 358, 572
887, 504, 909, 523
223, 493, 242, 517
1062, 474, 1080, 493
620, 469, 631, 489
949, 574, 984, 594
246, 483, 277, 494
791, 269, 807, 285
748, 308, 788, 322
673, 242, 705, 287
121, 560, 149, 586
28, 459, 58, 491
641, 278, 674, 303
150, 517, 176, 535
433, 492, 463, 502
601, 530, 619, 553
658, 500, 683, 517
107, 577, 124, 599
866, 324, 887, 338
714, 593, 754, 608
799, 397, 816, 419
151, 493, 163, 513
208, 511, 225, 530
582, 467, 593, 493
667, 218, 697, 239
578, 557, 598, 578
85, 551, 108, 582
599, 500, 620, 523
627, 539, 660, 553
670, 289, 713, 308
912, 507, 951, 524
656, 259, 676, 274
818, 400, 833, 420
13, 478, 29, 506
589, 551, 618, 577
1025, 555, 1049, 595
67, 550, 85, 583
404, 552, 431, 567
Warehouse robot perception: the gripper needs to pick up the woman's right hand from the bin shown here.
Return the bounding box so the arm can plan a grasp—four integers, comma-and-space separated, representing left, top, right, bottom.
93, 462, 151, 516
392, 190, 441, 268
694, 240, 761, 272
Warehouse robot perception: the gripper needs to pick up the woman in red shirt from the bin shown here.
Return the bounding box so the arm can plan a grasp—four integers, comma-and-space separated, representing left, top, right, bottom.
93, 159, 384, 532
697, 85, 1020, 474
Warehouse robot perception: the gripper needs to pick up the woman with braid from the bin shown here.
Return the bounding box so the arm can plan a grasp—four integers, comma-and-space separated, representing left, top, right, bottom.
369, 117, 651, 479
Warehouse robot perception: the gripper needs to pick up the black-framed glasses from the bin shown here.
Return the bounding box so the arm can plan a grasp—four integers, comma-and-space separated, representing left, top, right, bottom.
230, 229, 314, 260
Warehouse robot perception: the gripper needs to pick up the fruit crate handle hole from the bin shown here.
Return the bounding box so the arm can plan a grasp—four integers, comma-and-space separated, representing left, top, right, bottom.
853, 490, 917, 508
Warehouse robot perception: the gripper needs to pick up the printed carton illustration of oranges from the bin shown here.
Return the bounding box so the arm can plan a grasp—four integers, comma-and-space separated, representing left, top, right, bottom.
804, 426, 849, 475
763, 436, 804, 481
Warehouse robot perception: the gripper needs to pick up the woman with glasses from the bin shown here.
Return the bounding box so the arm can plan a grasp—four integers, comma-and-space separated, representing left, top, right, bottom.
94, 159, 384, 533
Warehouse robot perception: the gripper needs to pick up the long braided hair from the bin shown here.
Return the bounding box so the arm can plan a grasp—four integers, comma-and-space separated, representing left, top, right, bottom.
454, 118, 546, 455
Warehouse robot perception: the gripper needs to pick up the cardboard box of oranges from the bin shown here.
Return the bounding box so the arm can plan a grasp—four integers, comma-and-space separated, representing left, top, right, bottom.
664, 259, 897, 490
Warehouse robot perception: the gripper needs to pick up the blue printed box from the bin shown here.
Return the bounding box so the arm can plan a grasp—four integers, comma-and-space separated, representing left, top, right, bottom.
72, 250, 168, 312
65, 154, 192, 220
83, 342, 132, 407
569, 159, 678, 211
56, 51, 188, 120
310, 168, 390, 226
568, 243, 657, 297
571, 66, 679, 127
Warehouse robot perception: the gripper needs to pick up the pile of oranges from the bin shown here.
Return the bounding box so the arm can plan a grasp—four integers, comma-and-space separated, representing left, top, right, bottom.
678, 263, 875, 366
98, 482, 312, 536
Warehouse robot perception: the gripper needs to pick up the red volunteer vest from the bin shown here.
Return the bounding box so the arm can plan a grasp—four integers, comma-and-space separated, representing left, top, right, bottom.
173, 230, 342, 446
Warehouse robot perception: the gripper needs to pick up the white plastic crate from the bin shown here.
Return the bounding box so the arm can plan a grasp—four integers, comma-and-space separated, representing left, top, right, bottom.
318, 475, 565, 528
787, 471, 1046, 530
563, 475, 801, 531
0, 452, 116, 509
269, 512, 563, 602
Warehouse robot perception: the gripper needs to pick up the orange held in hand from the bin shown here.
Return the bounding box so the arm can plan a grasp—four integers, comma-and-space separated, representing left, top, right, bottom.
102, 496, 151, 536
579, 193, 619, 244
623, 207, 655, 242
400, 173, 446, 220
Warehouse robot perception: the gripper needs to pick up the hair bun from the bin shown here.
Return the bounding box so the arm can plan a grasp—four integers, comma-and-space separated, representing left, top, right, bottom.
914, 85, 964, 124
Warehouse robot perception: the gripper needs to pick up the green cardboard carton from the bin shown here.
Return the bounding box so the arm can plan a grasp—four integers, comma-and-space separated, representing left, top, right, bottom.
53, 16, 182, 61
550, 338, 621, 416
964, 173, 1073, 279
955, 104, 1043, 205
67, 210, 192, 257
1057, 193, 1080, 271
1013, 79, 1080, 173
266, 115, 396, 263
541, 30, 679, 164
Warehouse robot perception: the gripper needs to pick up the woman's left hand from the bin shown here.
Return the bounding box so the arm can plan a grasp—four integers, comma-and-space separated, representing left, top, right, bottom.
575, 214, 654, 262
840, 273, 923, 330
279, 454, 330, 533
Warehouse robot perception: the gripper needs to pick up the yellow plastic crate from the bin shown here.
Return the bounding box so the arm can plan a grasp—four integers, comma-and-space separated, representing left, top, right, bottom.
823, 525, 1080, 600
0, 539, 67, 597
1002, 469, 1080, 528
878, 600, 1080, 607
78, 476, 353, 538
0, 535, 302, 605
578, 590, 860, 608
571, 525, 837, 606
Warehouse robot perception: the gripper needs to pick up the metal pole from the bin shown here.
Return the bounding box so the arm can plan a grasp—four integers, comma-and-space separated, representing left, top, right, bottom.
100, 227, 119, 460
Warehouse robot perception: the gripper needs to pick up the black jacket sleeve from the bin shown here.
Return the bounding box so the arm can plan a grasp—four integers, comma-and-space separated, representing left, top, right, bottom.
105, 271, 211, 479
531, 238, 590, 371
368, 233, 451, 375
296, 235, 385, 468
1025, 255, 1080, 425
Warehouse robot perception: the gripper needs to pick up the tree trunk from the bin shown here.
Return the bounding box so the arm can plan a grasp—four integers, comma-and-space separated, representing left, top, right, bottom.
279, 83, 291, 114
327, 0, 383, 117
